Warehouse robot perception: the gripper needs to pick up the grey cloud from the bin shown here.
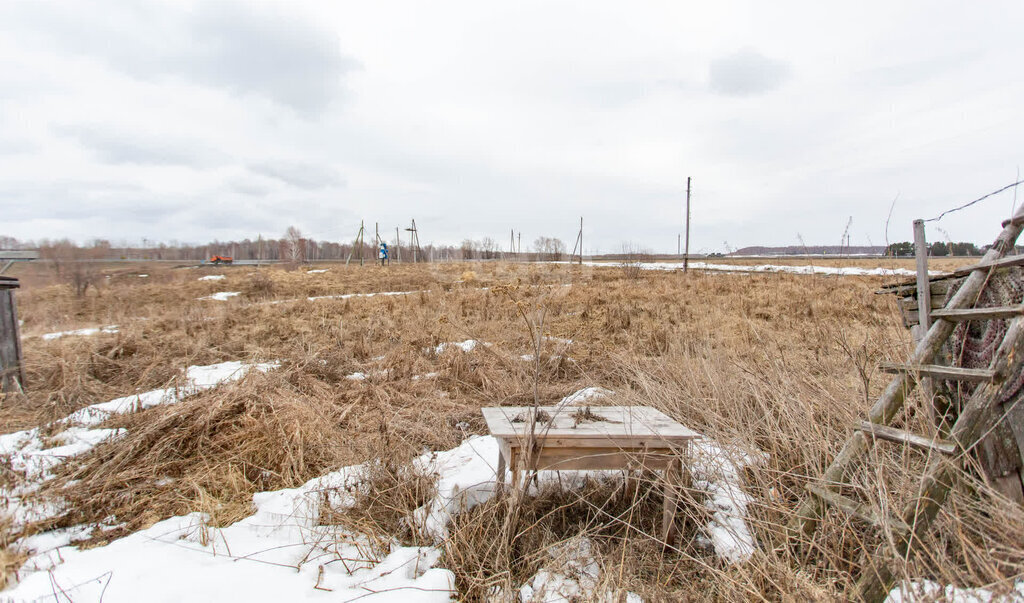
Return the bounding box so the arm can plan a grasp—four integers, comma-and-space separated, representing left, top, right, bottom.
12, 1, 356, 115
230, 181, 271, 197
708, 49, 790, 96
858, 51, 981, 88
0, 180, 167, 222
249, 161, 344, 190
57, 125, 225, 168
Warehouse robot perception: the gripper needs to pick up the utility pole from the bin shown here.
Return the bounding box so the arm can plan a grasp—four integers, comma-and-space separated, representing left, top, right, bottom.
570, 217, 584, 264
677, 234, 681, 257
518, 232, 521, 256
684, 176, 691, 273
396, 227, 401, 262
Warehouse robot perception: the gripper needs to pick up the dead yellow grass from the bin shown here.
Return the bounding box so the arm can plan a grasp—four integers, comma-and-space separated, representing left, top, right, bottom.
1, 261, 1021, 599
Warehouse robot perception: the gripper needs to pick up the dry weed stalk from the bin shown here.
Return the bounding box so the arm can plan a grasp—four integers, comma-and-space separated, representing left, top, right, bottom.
0, 260, 1020, 600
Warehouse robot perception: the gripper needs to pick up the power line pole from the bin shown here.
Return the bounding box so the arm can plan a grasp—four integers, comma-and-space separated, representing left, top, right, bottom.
684, 176, 691, 273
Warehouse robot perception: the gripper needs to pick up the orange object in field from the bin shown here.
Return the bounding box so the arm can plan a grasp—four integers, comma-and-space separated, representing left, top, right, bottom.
209, 256, 233, 264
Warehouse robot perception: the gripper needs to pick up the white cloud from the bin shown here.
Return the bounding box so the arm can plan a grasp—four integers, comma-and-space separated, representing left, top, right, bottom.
1, 0, 1023, 251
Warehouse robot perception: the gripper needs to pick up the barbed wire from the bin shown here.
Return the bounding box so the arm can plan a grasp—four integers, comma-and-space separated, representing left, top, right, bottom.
925, 179, 1024, 222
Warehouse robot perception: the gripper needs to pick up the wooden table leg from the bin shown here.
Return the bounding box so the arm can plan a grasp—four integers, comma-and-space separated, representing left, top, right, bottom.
495, 448, 506, 497
662, 457, 682, 548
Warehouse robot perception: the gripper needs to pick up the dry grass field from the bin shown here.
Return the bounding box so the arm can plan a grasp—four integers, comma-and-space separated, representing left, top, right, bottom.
1, 260, 1022, 600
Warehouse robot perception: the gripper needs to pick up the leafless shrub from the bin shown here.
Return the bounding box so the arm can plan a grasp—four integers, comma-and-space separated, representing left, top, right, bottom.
242, 271, 275, 299
40, 240, 107, 297
621, 242, 652, 280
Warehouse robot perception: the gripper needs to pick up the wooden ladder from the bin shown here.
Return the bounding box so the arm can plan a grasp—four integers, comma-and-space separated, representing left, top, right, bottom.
789, 208, 1024, 602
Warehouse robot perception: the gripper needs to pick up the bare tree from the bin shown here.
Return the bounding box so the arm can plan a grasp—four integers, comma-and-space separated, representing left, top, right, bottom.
282, 226, 306, 265
532, 236, 566, 261
40, 240, 105, 297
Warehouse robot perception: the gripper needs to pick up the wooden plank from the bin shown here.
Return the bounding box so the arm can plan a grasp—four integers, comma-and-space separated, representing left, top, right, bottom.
806, 484, 910, 533
877, 279, 954, 297
10, 289, 24, 390
930, 306, 1024, 321
899, 297, 949, 312
533, 447, 676, 471
856, 421, 957, 455
0, 290, 21, 393
481, 406, 701, 441
953, 253, 1024, 277
878, 362, 996, 383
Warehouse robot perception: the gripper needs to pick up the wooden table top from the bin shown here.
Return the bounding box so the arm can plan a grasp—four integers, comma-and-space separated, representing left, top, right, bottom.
482, 405, 700, 447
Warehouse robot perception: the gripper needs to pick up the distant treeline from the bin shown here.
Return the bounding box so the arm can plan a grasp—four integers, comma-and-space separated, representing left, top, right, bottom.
732, 245, 886, 256
884, 241, 986, 257
732, 243, 989, 257
0, 229, 572, 263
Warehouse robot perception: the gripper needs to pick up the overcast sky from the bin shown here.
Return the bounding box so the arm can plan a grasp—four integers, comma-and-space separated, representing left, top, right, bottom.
2, 1, 1023, 253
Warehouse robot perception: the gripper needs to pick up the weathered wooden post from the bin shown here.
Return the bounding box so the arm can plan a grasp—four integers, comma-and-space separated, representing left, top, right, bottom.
913, 219, 931, 339
912, 219, 936, 412
0, 276, 25, 394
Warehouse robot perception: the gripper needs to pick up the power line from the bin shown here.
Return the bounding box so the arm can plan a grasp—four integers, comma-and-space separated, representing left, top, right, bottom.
925, 179, 1024, 222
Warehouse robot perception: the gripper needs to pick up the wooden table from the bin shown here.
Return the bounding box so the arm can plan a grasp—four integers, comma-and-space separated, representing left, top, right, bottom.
482, 405, 701, 545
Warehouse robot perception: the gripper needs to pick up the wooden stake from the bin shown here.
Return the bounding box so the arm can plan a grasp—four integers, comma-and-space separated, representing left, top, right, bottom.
913, 219, 932, 336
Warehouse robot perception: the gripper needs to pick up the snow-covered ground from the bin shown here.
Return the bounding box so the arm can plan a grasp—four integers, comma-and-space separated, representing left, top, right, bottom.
307, 269, 329, 274
39, 325, 119, 340
266, 289, 422, 305
198, 274, 226, 281
430, 339, 485, 354
885, 579, 1024, 602
3, 384, 763, 601
198, 291, 241, 301
0, 361, 278, 536
8, 472, 454, 602
568, 260, 941, 278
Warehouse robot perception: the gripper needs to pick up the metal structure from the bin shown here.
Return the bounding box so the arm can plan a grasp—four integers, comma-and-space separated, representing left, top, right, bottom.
345, 221, 366, 267
0, 250, 39, 275
404, 219, 423, 263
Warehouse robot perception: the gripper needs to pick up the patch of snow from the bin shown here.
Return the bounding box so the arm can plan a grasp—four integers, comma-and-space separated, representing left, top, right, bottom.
566, 260, 940, 278
198, 291, 241, 301
0, 361, 279, 540
691, 440, 766, 563
558, 387, 613, 407
411, 436, 502, 541
198, 274, 226, 281
63, 361, 280, 427
40, 325, 119, 340
885, 579, 1024, 602
431, 339, 484, 354
307, 290, 416, 302
307, 269, 329, 274
7, 447, 455, 601
138, 274, 148, 278
518, 536, 643, 603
